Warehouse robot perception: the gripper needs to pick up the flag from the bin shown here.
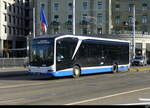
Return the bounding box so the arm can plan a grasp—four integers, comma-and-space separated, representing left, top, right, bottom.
40, 7, 48, 33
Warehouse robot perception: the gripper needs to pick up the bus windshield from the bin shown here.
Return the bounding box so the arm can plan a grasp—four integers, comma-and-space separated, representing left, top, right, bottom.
30, 38, 54, 66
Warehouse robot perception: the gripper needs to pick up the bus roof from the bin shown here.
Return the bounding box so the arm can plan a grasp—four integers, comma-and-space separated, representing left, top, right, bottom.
33, 34, 130, 43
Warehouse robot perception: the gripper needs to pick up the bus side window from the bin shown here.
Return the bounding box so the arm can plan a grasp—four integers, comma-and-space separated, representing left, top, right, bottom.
56, 38, 78, 63
56, 40, 65, 62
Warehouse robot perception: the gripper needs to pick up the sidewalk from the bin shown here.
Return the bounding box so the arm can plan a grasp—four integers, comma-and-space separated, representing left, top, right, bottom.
0, 67, 28, 77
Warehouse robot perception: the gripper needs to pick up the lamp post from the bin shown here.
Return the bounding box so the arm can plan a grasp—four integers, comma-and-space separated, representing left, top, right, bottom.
27, 32, 32, 58
73, 0, 76, 35
132, 4, 136, 59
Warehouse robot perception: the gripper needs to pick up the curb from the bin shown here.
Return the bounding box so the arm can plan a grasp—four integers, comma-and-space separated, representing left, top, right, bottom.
0, 67, 28, 78
129, 67, 150, 72
0, 71, 28, 78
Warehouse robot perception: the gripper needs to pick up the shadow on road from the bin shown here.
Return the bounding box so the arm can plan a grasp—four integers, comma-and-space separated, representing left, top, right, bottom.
0, 71, 114, 81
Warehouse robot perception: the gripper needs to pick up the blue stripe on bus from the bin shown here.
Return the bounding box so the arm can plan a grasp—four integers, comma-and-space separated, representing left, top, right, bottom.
28, 65, 129, 77
81, 67, 112, 75
118, 65, 130, 71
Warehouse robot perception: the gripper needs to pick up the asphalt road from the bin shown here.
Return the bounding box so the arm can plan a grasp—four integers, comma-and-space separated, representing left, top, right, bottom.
0, 69, 150, 105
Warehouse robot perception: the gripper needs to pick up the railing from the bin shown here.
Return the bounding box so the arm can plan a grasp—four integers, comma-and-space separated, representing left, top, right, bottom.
0, 57, 28, 68
112, 30, 150, 35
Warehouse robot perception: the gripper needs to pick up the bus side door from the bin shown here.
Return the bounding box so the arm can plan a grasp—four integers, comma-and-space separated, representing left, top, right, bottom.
56, 38, 78, 71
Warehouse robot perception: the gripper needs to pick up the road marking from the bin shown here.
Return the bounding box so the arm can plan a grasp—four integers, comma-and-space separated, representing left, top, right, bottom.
0, 82, 51, 89
139, 98, 150, 102
116, 98, 150, 105
0, 78, 73, 89
117, 102, 150, 105
65, 86, 150, 105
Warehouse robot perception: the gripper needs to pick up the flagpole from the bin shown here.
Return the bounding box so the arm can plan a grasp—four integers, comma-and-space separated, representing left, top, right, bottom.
33, 7, 35, 38
73, 0, 76, 35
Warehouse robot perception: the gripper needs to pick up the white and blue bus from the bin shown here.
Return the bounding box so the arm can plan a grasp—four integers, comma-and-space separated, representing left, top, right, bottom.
28, 34, 130, 78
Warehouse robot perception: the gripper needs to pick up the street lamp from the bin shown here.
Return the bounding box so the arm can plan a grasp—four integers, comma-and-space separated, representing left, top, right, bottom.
27, 32, 32, 58
132, 4, 136, 59
73, 0, 76, 35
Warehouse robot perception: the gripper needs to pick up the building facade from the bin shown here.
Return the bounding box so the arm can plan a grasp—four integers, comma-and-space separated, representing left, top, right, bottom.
110, 0, 150, 59
111, 0, 150, 34
32, 0, 150, 60
32, 0, 111, 36
0, 0, 31, 57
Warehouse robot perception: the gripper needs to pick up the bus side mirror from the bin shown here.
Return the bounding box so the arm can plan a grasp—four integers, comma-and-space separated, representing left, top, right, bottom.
57, 55, 64, 62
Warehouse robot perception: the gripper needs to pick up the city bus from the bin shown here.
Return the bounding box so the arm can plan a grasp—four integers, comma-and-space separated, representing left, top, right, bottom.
28, 34, 130, 78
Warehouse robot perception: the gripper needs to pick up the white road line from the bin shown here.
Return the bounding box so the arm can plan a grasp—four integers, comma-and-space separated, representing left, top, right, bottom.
0, 98, 26, 104
65, 86, 150, 105
139, 98, 150, 102
117, 102, 150, 105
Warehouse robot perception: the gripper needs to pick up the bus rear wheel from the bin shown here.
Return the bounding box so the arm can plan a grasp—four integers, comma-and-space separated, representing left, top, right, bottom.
112, 64, 118, 73
73, 65, 81, 78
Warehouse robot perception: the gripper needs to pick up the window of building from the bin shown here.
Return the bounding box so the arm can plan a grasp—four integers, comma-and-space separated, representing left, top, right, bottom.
54, 15, 59, 21
4, 25, 7, 33
115, 4, 120, 11
8, 15, 11, 23
17, 28, 19, 35
17, 18, 19, 25
128, 16, 133, 24
68, 2, 73, 10
4, 14, 7, 22
129, 0, 135, 2
142, 3, 148, 11
17, 0, 20, 4
54, 28, 59, 34
13, 27, 15, 35
21, 18, 23, 25
8, 3, 11, 12
8, 26, 11, 34
25, 9, 29, 17
68, 28, 73, 33
142, 15, 148, 24
25, 0, 29, 7
97, 13, 102, 23
4, 2, 7, 10
13, 16, 16, 24
21, 0, 23, 5
41, 3, 45, 8
83, 1, 88, 10
68, 15, 73, 21
129, 4, 134, 11
54, 3, 59, 11
17, 6, 19, 14
13, 5, 16, 13
97, 28, 102, 34
97, 1, 102, 9
21, 8, 23, 16
82, 28, 88, 35
115, 16, 120, 24
82, 14, 87, 21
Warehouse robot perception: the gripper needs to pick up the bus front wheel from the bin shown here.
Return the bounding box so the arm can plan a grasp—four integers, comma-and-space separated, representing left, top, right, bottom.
112, 64, 118, 73
73, 65, 81, 78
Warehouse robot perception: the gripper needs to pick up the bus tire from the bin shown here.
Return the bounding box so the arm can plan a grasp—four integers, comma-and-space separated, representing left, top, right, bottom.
73, 65, 81, 78
112, 64, 118, 73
